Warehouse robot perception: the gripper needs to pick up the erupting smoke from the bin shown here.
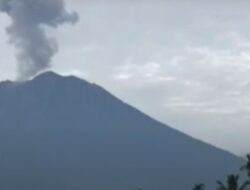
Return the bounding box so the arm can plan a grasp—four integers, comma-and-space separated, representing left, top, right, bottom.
0, 0, 79, 80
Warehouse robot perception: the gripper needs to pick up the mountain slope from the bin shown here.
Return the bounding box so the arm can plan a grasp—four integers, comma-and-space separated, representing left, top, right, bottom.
0, 72, 243, 190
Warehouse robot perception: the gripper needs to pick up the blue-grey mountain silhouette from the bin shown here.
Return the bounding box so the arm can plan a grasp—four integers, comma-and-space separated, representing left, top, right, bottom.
0, 72, 243, 190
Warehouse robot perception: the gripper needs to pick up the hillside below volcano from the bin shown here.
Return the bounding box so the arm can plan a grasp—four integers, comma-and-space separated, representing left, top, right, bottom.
0, 72, 243, 190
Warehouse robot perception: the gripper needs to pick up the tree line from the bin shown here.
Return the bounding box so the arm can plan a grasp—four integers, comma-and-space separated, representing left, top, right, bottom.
193, 155, 250, 190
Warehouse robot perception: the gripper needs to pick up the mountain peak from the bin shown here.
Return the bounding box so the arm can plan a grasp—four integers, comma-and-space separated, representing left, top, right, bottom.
32, 71, 71, 83
0, 72, 67, 89
35, 71, 62, 79
30, 71, 93, 88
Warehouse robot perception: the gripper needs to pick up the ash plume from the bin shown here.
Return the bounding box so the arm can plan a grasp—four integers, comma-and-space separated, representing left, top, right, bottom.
0, 0, 79, 80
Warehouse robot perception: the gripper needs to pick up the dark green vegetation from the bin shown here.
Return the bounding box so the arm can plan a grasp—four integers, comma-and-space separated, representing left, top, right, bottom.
193, 155, 250, 190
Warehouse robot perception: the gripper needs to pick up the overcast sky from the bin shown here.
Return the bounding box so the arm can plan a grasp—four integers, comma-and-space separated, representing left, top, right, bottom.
0, 0, 250, 155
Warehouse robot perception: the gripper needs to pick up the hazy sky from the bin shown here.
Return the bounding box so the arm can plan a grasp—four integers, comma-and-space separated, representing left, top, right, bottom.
0, 0, 250, 155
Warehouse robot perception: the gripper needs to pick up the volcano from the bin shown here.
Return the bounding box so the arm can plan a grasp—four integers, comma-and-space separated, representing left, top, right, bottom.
0, 72, 242, 190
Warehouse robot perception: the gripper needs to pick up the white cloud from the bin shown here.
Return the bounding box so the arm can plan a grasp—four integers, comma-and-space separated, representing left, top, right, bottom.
58, 0, 250, 154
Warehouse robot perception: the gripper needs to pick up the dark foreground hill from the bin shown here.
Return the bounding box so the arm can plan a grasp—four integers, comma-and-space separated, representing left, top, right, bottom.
0, 72, 243, 190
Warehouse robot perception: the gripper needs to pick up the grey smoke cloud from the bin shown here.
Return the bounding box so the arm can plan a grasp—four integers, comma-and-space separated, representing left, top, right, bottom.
0, 0, 78, 80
